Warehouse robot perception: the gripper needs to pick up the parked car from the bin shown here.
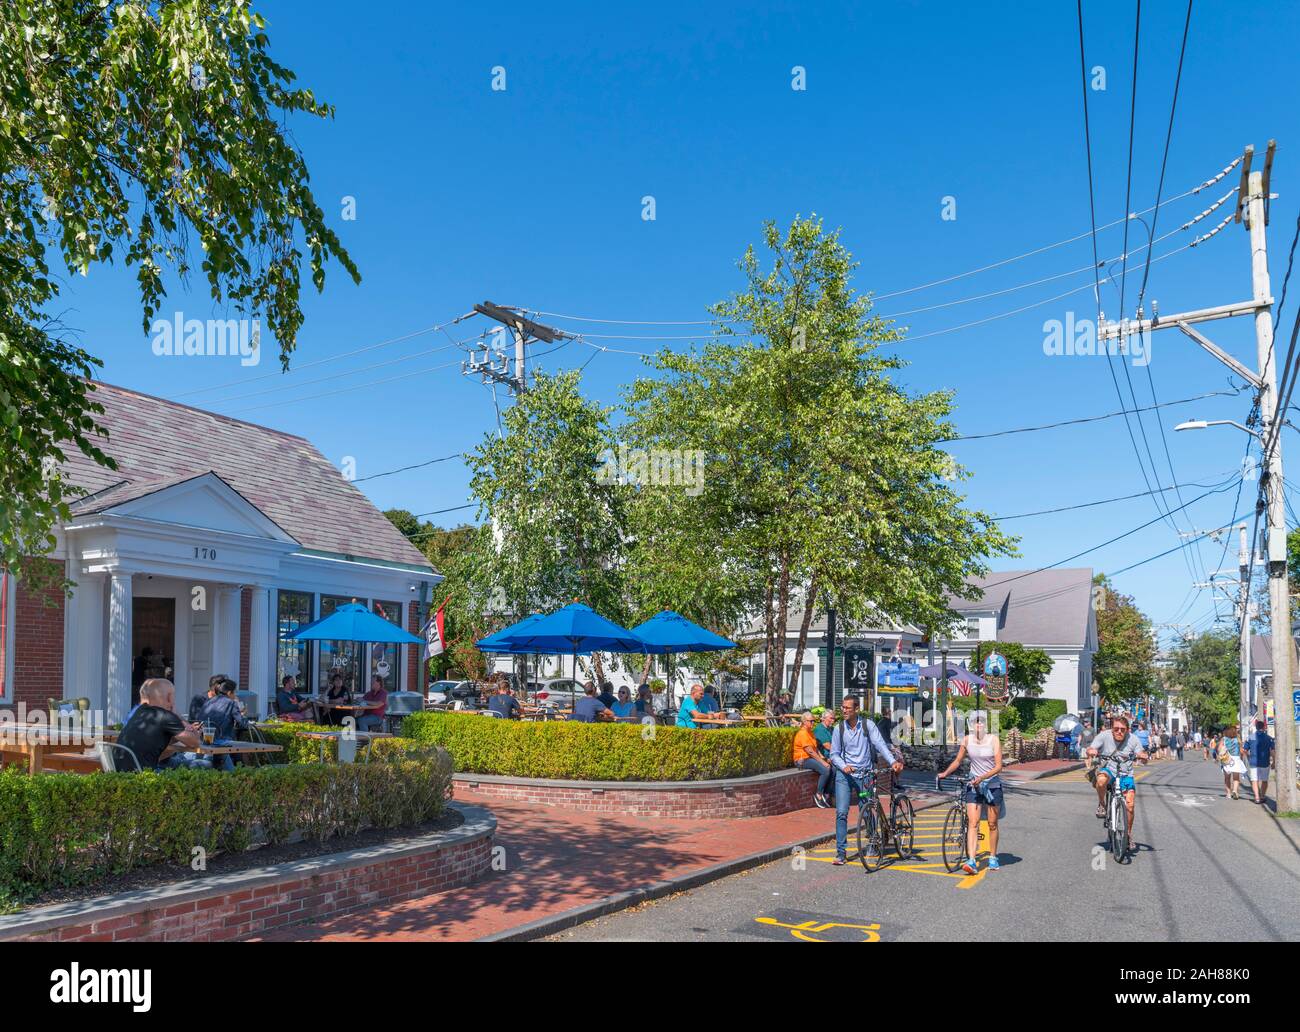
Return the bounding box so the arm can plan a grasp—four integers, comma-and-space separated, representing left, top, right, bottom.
532, 678, 580, 707
426, 679, 484, 706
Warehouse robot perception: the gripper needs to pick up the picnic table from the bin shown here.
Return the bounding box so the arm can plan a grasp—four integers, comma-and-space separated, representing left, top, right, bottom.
0, 725, 117, 774
690, 714, 745, 728
293, 729, 391, 763
187, 741, 283, 759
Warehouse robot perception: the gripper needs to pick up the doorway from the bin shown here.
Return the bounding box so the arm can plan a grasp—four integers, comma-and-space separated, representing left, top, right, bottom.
131, 597, 176, 706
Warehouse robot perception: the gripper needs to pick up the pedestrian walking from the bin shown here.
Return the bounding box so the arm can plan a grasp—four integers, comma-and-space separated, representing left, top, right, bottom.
1175, 731, 1184, 760
938, 710, 1005, 873
1217, 725, 1247, 799
1245, 720, 1275, 805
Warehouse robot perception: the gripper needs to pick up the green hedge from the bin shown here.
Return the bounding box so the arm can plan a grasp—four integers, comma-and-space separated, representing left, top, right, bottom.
1010, 697, 1067, 733
402, 711, 795, 781
0, 748, 453, 910
253, 721, 415, 763
951, 695, 1021, 731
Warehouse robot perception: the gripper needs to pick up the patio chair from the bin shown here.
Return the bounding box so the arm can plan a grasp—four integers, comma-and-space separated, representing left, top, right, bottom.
96, 741, 142, 773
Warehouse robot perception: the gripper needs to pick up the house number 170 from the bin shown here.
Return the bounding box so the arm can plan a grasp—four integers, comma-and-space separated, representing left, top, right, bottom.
194, 547, 218, 560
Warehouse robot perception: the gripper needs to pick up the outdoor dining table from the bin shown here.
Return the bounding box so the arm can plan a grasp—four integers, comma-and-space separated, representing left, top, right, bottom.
0, 725, 118, 774
690, 714, 745, 728
293, 729, 392, 763
188, 741, 284, 759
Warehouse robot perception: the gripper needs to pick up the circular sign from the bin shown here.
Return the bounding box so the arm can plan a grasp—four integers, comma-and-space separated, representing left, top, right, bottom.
982, 652, 1007, 677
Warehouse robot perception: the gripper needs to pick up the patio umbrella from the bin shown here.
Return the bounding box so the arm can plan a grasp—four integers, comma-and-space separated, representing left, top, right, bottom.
917, 662, 987, 684
490, 602, 647, 707
631, 610, 736, 714
287, 603, 423, 644
476, 613, 545, 700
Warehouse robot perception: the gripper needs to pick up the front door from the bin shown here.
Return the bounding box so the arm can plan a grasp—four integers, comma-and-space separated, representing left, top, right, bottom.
131, 597, 176, 706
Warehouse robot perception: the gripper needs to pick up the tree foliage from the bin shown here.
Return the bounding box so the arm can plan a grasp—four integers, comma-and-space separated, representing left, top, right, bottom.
622, 216, 1015, 707
1092, 574, 1157, 707
1, 0, 357, 580
1166, 630, 1238, 730
968, 640, 1053, 699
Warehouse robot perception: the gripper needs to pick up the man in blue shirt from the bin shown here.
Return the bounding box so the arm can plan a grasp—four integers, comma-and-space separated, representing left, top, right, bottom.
572, 683, 612, 723
487, 682, 521, 719
1246, 720, 1274, 805
828, 695, 904, 865
676, 684, 708, 728
200, 678, 249, 771
699, 686, 721, 713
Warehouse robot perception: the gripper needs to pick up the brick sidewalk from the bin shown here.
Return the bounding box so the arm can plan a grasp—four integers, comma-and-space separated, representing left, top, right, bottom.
253, 784, 946, 942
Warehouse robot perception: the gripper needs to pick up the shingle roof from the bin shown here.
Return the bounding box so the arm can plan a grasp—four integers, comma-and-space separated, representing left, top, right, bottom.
59, 381, 434, 571
949, 568, 1094, 649
1249, 634, 1300, 673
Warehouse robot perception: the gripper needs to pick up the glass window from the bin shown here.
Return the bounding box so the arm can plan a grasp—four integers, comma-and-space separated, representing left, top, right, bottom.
318, 595, 364, 696
965, 616, 981, 639
277, 590, 314, 693
370, 600, 403, 693
0, 571, 11, 701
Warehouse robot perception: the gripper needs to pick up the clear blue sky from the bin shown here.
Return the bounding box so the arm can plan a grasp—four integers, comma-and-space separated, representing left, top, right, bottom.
61, 0, 1300, 644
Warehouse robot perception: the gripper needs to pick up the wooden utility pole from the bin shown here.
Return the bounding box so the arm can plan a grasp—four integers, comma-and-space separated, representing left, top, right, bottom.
463, 302, 569, 396
1101, 141, 1294, 810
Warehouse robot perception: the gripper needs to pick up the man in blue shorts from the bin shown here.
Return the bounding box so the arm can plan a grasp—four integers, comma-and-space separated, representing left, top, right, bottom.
1086, 713, 1148, 834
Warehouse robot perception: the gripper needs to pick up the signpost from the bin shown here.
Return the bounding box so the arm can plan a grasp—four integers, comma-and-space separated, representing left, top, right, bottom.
843, 646, 875, 712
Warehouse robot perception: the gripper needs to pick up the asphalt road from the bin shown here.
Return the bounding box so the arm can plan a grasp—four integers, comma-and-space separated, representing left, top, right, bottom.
545, 757, 1300, 942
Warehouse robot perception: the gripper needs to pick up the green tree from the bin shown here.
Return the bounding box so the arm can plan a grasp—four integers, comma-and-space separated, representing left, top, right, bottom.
1, 1, 357, 584
622, 216, 1016, 708
1093, 574, 1157, 709
459, 371, 629, 679
1167, 630, 1238, 730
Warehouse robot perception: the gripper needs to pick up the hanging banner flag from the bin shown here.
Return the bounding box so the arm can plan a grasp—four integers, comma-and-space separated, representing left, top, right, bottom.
422, 597, 449, 659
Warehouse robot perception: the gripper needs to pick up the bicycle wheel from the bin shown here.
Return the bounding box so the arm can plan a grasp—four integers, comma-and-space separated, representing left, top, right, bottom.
1109, 792, 1128, 862
856, 802, 886, 872
942, 804, 966, 872
891, 794, 915, 858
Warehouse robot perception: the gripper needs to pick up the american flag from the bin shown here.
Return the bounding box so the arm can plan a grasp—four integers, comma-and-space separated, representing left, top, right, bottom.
950, 677, 973, 697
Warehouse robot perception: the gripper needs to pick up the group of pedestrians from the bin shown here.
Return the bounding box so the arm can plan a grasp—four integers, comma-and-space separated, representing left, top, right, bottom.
1201, 721, 1275, 803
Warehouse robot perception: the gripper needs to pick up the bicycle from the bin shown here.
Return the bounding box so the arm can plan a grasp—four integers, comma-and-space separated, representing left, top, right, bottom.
1095, 756, 1136, 863
937, 775, 975, 873
854, 768, 914, 872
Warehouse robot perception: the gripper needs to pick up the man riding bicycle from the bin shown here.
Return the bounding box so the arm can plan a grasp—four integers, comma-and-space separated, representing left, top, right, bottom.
1086, 713, 1148, 833
829, 695, 904, 866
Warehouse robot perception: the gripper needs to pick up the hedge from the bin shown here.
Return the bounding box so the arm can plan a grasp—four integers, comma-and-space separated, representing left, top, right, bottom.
402, 711, 795, 781
1010, 697, 1067, 734
0, 747, 453, 910
253, 721, 416, 763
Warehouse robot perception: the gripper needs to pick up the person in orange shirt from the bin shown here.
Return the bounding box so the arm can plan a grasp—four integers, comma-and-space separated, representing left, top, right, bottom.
793, 710, 832, 808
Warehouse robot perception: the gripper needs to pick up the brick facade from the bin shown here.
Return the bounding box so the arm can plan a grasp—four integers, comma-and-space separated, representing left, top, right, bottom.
2, 560, 66, 715
1, 804, 496, 943
453, 768, 819, 819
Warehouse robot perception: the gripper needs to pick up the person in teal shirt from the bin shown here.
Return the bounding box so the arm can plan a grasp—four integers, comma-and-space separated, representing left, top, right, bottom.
814, 708, 836, 758
676, 684, 707, 728
699, 686, 721, 713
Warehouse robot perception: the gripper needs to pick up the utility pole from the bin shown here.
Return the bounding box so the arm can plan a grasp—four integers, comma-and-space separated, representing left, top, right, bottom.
463, 301, 569, 396
1102, 141, 1294, 811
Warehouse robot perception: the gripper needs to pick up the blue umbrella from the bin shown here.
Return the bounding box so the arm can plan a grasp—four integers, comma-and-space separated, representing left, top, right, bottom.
917, 662, 986, 685
475, 613, 546, 654
287, 603, 423, 644
631, 610, 736, 716
491, 603, 647, 707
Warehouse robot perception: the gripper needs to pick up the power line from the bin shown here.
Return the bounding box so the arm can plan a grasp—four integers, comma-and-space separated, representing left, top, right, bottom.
942, 386, 1242, 442
352, 452, 464, 484
1108, 504, 1254, 579
994, 470, 1238, 521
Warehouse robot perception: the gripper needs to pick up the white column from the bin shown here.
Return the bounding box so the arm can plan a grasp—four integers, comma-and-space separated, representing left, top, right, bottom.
248, 586, 272, 714
106, 572, 133, 725
211, 586, 242, 682
73, 575, 105, 706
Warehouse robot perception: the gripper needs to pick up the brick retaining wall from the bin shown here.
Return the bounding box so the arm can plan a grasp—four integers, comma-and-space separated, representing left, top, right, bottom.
454, 767, 819, 818
0, 803, 495, 943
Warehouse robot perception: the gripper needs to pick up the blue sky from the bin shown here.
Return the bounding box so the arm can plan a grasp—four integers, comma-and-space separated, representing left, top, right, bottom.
60, 0, 1300, 644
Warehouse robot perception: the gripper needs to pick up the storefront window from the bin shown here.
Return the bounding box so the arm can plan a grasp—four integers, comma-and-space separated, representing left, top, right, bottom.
371, 600, 402, 693
318, 595, 364, 695
277, 590, 314, 693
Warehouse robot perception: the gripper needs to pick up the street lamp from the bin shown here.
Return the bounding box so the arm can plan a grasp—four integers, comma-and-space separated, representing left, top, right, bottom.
939, 643, 949, 755
1173, 418, 1262, 438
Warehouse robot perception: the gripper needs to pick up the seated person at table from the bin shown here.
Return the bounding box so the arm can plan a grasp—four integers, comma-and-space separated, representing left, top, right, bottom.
200, 677, 249, 771
276, 675, 314, 722
793, 710, 833, 808
597, 681, 617, 708
189, 674, 225, 722
772, 692, 792, 717
699, 686, 721, 713
610, 686, 637, 719
118, 678, 212, 771
358, 674, 388, 732
322, 673, 349, 726
634, 684, 656, 718
572, 682, 613, 722
675, 683, 709, 728
487, 681, 521, 719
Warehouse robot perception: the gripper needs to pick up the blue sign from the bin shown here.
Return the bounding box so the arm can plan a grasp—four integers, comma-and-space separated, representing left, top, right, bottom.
982, 652, 1007, 678
877, 660, 921, 688
1293, 689, 1300, 722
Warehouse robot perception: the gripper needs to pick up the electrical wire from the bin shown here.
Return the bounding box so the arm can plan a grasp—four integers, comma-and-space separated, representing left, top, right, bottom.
994, 470, 1238, 521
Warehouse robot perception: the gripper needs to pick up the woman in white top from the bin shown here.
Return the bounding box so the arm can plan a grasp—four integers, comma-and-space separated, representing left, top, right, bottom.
938, 711, 1005, 874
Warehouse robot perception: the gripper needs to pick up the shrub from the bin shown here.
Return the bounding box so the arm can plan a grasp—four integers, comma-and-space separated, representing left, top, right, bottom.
402, 711, 794, 781
253, 721, 415, 763
0, 747, 452, 910
1010, 697, 1067, 734
951, 694, 1021, 732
